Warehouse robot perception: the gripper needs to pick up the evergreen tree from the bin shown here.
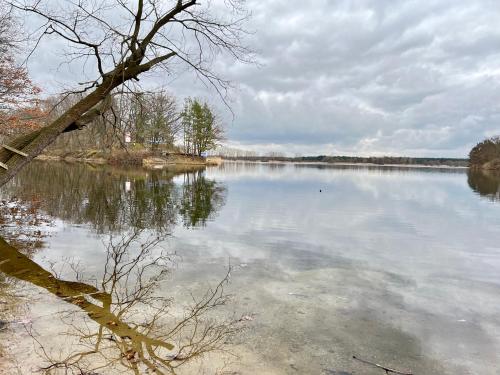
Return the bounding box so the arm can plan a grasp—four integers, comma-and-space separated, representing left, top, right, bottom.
181, 98, 223, 156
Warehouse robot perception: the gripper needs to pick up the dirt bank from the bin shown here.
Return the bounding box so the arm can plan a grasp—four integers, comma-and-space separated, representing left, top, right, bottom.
37, 149, 218, 168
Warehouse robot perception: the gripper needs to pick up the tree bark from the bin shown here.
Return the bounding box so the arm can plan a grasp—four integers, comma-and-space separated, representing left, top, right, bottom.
0, 76, 124, 187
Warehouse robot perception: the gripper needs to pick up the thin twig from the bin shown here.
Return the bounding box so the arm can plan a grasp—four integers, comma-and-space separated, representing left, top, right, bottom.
353, 355, 413, 375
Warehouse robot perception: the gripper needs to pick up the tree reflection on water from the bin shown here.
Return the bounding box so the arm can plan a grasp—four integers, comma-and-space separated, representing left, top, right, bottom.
0, 232, 243, 374
0, 162, 241, 374
3, 161, 227, 233
467, 169, 500, 202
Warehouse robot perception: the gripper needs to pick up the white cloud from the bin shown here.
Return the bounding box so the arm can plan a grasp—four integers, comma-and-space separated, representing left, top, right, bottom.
23, 0, 500, 157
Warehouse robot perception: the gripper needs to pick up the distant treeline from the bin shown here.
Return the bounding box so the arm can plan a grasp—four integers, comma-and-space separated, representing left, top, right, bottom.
223, 155, 469, 167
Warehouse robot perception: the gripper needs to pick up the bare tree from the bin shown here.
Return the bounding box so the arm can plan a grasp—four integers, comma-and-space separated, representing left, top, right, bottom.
0, 4, 41, 138
147, 91, 181, 150
0, 3, 15, 52
125, 90, 181, 150
47, 92, 128, 153
0, 0, 251, 187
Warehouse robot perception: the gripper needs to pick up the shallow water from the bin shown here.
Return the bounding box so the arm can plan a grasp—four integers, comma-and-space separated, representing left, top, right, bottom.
0, 161, 499, 374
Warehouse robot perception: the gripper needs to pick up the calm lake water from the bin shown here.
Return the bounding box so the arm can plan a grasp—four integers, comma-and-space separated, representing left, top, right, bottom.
0, 161, 499, 374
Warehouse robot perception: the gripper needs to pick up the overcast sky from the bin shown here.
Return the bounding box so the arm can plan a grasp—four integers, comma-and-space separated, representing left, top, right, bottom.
26, 0, 500, 157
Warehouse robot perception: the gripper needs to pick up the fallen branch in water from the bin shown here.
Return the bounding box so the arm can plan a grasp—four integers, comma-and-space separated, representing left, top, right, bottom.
353, 355, 413, 375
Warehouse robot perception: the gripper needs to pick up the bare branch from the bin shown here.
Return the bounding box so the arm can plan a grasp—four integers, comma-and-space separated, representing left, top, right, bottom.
0, 0, 253, 186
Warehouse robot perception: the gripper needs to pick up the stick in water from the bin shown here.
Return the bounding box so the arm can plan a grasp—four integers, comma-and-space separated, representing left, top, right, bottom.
353, 355, 413, 375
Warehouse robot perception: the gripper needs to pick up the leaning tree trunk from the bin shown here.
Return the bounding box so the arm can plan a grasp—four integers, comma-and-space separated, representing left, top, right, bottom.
0, 94, 113, 165
0, 61, 150, 188
0, 87, 110, 187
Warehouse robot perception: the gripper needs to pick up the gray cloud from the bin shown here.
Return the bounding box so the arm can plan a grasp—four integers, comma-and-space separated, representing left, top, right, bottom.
25, 0, 500, 156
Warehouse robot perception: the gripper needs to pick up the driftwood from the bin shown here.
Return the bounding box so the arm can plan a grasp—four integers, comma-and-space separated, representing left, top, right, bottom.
353, 355, 413, 375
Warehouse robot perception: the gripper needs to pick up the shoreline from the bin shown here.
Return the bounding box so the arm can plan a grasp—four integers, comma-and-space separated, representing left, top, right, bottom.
35, 153, 470, 171
36, 153, 222, 169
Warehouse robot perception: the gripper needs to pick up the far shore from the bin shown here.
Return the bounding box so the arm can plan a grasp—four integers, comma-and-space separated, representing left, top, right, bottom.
223, 158, 470, 170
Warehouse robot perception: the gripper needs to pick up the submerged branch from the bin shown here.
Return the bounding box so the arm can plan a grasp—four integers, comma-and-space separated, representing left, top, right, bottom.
353, 355, 413, 375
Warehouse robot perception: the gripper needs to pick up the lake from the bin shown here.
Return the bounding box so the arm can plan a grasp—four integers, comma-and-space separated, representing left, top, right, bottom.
0, 161, 499, 374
